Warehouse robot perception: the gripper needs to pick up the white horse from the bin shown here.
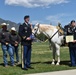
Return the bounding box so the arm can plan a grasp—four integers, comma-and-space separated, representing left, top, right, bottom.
32, 23, 64, 65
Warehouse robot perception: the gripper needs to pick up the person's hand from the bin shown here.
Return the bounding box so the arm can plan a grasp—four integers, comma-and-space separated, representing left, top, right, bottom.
15, 41, 18, 44
23, 36, 26, 39
15, 44, 18, 46
6, 42, 9, 45
73, 40, 76, 43
26, 37, 31, 40
65, 42, 68, 44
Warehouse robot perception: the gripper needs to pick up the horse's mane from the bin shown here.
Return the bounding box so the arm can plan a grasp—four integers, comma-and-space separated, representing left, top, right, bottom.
36, 24, 64, 35
39, 24, 56, 27
38, 24, 56, 31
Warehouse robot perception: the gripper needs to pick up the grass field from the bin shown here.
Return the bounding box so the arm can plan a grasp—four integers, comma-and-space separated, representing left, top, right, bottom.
0, 42, 76, 75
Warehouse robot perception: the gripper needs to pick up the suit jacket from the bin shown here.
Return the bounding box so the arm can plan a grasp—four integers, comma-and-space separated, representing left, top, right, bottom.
18, 23, 32, 45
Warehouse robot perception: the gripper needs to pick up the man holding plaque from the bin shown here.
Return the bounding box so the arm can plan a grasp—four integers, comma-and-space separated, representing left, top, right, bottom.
65, 20, 76, 66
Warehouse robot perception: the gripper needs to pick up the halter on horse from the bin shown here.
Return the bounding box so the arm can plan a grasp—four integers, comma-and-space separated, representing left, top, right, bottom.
33, 23, 64, 40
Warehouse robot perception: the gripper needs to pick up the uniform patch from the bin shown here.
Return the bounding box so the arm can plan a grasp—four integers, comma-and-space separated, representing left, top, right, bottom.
25, 31, 27, 33
24, 27, 27, 30
68, 28, 71, 33
75, 30, 76, 32
2, 33, 5, 35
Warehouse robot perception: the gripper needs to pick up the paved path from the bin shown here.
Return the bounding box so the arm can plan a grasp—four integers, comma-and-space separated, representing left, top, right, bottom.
26, 69, 76, 75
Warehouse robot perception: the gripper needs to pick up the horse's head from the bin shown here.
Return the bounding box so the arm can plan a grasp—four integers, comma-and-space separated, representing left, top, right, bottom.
32, 23, 41, 36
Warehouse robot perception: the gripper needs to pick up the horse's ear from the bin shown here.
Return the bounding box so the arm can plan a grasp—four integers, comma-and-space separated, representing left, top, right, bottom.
58, 22, 61, 27
58, 22, 63, 29
38, 24, 40, 28
36, 23, 40, 27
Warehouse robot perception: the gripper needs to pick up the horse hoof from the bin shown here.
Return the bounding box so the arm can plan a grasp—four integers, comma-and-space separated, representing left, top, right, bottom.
51, 62, 55, 65
56, 63, 60, 65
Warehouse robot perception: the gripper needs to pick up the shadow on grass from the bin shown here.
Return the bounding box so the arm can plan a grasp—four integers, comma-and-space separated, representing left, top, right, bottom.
31, 60, 71, 66
31, 62, 41, 64
0, 63, 4, 66
60, 60, 71, 66
0, 60, 71, 67
0, 61, 22, 67
17, 64, 22, 67
42, 60, 71, 66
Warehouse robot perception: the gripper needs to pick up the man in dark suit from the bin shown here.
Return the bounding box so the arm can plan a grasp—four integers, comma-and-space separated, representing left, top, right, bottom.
19, 15, 33, 70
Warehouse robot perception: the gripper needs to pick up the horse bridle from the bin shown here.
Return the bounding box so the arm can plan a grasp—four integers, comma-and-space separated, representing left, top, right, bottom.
34, 24, 40, 37
46, 26, 64, 40
49, 26, 64, 40
33, 24, 64, 40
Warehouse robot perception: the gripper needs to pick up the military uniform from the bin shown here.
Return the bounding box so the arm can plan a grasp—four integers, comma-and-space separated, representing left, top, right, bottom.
66, 25, 76, 66
19, 23, 32, 45
19, 22, 32, 69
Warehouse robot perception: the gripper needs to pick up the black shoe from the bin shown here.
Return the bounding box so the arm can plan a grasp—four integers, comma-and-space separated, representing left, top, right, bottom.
27, 66, 34, 69
22, 68, 28, 70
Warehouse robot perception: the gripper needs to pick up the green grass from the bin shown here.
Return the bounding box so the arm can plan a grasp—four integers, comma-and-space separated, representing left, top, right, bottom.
0, 42, 76, 75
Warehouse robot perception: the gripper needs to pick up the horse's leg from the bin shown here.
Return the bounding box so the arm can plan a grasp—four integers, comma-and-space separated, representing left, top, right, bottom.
48, 40, 55, 65
56, 44, 60, 65
51, 44, 56, 65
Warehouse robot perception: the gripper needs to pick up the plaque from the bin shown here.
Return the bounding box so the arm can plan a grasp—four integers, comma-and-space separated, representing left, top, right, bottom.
66, 35, 74, 43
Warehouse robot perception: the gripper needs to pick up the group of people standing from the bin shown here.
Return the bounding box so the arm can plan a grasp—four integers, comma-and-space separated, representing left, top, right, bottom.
0, 23, 20, 67
0, 15, 76, 70
0, 15, 34, 70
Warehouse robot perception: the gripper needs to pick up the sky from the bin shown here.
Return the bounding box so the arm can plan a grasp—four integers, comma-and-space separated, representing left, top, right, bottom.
0, 0, 76, 26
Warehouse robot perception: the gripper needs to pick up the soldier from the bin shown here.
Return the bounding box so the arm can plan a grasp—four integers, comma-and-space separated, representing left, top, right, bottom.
18, 15, 34, 70
0, 23, 15, 67
10, 27, 20, 64
65, 20, 76, 66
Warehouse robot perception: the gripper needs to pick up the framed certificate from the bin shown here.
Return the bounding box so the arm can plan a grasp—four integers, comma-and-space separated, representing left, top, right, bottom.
66, 35, 74, 43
